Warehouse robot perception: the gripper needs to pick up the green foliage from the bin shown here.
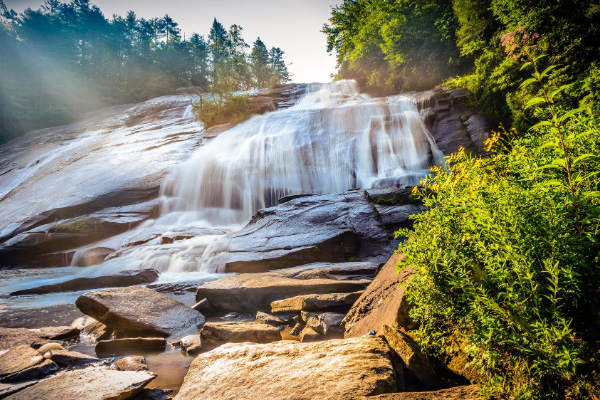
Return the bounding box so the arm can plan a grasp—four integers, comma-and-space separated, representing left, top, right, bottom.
397, 56, 600, 399
192, 93, 254, 129
323, 0, 465, 92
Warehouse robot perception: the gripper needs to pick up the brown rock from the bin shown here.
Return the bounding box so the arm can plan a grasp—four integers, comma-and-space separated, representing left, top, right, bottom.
360, 385, 483, 400
0, 345, 58, 383
5, 365, 155, 400
271, 291, 362, 313
35, 326, 81, 340
298, 325, 321, 342
383, 325, 443, 391
111, 356, 148, 372
0, 328, 54, 351
81, 318, 113, 341
11, 269, 159, 296
196, 270, 367, 314
344, 254, 414, 338
191, 298, 211, 315
95, 338, 166, 357
301, 311, 345, 337
255, 311, 286, 327
75, 286, 205, 337
200, 322, 281, 350
289, 322, 304, 337
0, 381, 37, 399
175, 337, 396, 400
48, 350, 98, 368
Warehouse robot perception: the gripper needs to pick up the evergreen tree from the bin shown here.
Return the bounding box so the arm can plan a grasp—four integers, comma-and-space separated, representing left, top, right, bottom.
250, 37, 270, 88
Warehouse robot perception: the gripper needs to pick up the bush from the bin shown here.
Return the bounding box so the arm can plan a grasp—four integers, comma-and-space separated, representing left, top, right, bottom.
397, 43, 600, 399
193, 93, 254, 129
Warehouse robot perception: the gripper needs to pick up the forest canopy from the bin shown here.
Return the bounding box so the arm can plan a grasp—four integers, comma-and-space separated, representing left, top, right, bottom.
0, 0, 290, 143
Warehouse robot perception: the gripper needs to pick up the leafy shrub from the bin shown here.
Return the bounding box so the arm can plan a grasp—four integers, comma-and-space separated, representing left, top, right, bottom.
193, 93, 254, 129
397, 38, 600, 399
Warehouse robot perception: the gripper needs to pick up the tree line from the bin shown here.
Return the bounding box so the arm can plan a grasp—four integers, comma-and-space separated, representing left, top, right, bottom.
0, 0, 290, 143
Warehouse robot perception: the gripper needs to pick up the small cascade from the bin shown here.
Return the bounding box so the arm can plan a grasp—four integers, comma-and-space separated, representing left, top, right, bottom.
160, 80, 443, 226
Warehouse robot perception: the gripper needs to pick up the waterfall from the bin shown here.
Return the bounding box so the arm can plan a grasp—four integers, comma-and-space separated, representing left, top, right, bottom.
160, 80, 443, 227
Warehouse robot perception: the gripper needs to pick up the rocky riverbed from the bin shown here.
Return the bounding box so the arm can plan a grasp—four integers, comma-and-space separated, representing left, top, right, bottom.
0, 82, 493, 399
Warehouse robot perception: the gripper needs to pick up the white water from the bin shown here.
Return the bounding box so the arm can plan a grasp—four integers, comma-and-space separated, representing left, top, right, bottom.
161, 80, 443, 226
0, 81, 443, 307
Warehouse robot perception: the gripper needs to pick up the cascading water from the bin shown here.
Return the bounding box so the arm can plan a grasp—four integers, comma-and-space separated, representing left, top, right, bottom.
0, 80, 444, 299
160, 80, 443, 227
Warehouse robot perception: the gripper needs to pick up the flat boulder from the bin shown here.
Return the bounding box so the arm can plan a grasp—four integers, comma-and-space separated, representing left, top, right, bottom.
200, 322, 281, 350
46, 350, 98, 368
0, 328, 54, 351
0, 345, 59, 383
255, 312, 286, 327
200, 191, 394, 273
196, 267, 368, 314
5, 365, 155, 400
344, 254, 415, 338
177, 335, 202, 356
111, 356, 148, 372
11, 269, 159, 296
175, 337, 396, 400
271, 291, 363, 313
75, 286, 204, 337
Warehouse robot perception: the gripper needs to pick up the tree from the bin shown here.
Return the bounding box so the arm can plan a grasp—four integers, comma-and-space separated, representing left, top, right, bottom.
268, 47, 290, 85
250, 37, 270, 88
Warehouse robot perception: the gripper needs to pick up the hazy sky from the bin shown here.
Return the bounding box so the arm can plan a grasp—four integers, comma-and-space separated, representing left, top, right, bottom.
5, 0, 340, 83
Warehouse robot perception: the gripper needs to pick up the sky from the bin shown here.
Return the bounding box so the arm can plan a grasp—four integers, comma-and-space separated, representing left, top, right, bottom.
4, 0, 340, 83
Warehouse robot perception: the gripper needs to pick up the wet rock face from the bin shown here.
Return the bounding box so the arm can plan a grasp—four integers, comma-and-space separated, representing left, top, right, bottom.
175, 337, 396, 400
409, 88, 495, 156
360, 385, 483, 400
75, 286, 205, 338
0, 95, 203, 268
10, 269, 159, 296
4, 365, 155, 400
201, 190, 394, 273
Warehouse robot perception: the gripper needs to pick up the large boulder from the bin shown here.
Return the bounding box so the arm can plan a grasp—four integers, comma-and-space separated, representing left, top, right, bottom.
200, 190, 395, 273
360, 385, 483, 400
75, 286, 204, 337
200, 322, 281, 350
10, 269, 159, 296
301, 312, 345, 337
95, 338, 167, 357
0, 345, 59, 383
4, 365, 155, 400
175, 337, 396, 400
196, 266, 370, 314
344, 254, 414, 337
46, 349, 98, 368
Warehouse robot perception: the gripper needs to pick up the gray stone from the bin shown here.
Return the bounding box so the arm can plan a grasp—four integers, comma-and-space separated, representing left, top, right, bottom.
76, 286, 205, 337
178, 335, 202, 356
271, 291, 363, 313
191, 298, 211, 315
200, 322, 281, 350
301, 311, 345, 337
4, 365, 155, 400
11, 269, 159, 296
175, 337, 395, 400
